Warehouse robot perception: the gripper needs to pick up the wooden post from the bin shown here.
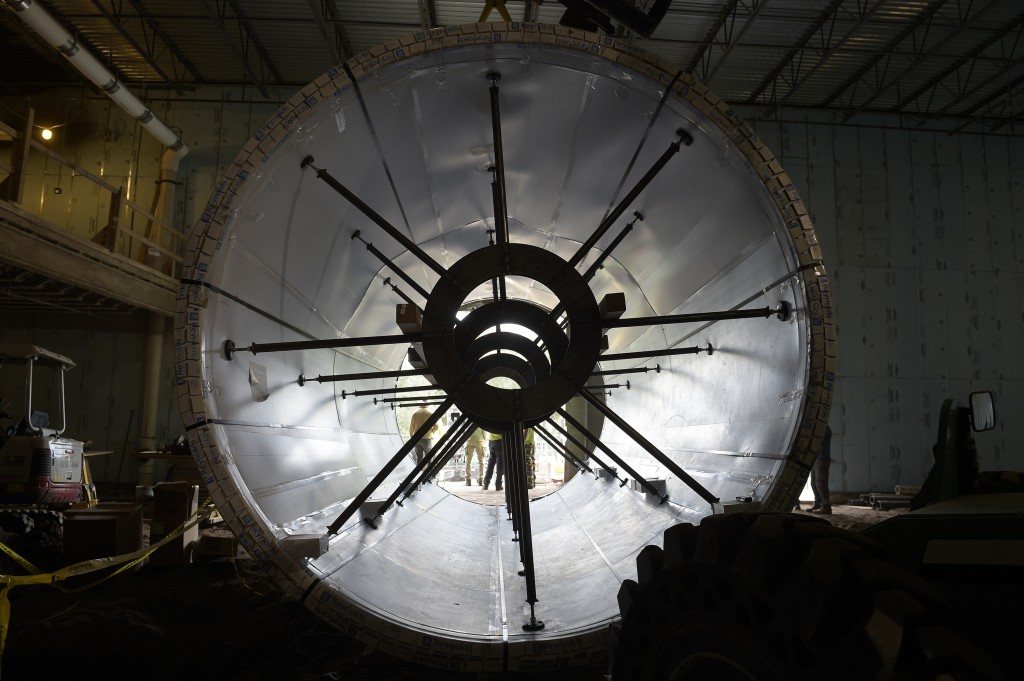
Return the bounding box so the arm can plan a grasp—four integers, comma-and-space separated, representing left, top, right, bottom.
104, 187, 123, 253
0, 108, 33, 203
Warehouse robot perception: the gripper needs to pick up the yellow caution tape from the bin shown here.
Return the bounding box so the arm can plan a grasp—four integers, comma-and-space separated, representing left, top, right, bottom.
0, 498, 217, 658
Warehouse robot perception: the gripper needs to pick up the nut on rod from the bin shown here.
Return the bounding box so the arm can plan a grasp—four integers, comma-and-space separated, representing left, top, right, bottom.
350, 229, 430, 301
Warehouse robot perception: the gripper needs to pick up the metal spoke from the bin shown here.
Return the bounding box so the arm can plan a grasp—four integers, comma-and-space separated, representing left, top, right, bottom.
225, 333, 422, 360
601, 345, 711, 362
554, 409, 667, 502
487, 74, 510, 253
576, 389, 718, 508
301, 155, 450, 282
534, 424, 593, 474
506, 420, 544, 631
407, 413, 475, 499
592, 365, 658, 377
300, 368, 429, 386
581, 210, 643, 282
585, 382, 629, 392
375, 396, 447, 406
541, 417, 624, 485
341, 384, 443, 399
366, 412, 472, 526
565, 131, 691, 273
326, 395, 455, 535
352, 230, 430, 301
603, 303, 788, 329
548, 212, 643, 322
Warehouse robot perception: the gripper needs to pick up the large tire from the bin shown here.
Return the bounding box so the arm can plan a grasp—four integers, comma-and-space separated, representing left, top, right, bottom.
611, 512, 1002, 681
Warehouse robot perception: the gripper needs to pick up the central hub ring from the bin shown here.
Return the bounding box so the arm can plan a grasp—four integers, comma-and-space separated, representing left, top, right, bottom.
421, 243, 602, 431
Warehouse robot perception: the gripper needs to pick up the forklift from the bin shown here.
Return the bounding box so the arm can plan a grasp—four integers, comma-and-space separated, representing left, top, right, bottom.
0, 344, 87, 508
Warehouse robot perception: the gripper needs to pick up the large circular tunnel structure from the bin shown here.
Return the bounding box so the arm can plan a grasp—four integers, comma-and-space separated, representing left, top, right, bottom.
176, 23, 835, 674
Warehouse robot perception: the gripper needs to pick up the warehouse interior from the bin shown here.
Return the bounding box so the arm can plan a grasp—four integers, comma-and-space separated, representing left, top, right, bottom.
1, 1, 1023, 680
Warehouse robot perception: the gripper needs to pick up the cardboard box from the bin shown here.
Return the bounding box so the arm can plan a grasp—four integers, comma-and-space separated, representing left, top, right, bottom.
64, 502, 144, 569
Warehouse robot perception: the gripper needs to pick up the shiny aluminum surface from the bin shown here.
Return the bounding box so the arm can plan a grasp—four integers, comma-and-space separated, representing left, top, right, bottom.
177, 24, 834, 672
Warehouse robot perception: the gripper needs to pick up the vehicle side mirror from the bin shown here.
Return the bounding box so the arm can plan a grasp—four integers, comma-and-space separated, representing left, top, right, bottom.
969, 391, 996, 431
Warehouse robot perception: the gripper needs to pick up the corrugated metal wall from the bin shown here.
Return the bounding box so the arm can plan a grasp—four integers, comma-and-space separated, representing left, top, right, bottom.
747, 111, 1024, 493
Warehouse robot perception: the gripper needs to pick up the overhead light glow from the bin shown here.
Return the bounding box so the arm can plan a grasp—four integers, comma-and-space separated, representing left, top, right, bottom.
40, 128, 53, 141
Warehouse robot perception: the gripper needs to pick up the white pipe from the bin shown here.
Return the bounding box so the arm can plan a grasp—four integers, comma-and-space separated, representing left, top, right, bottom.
138, 312, 165, 453
5, 0, 188, 158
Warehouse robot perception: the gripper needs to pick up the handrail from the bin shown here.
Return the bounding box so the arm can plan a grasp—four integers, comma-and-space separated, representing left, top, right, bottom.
1, 111, 187, 278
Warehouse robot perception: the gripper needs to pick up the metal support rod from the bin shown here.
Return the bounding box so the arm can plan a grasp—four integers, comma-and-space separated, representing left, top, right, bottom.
230, 333, 422, 358
502, 430, 520, 529
487, 73, 510, 251
581, 211, 643, 282
544, 413, 622, 483
405, 411, 473, 497
327, 396, 455, 535
507, 420, 542, 628
565, 130, 691, 272
382, 276, 416, 307
301, 155, 451, 282
343, 384, 444, 399
507, 427, 527, 537
555, 408, 666, 501
375, 395, 447, 405
352, 230, 431, 300
301, 368, 429, 385
371, 413, 471, 517
534, 424, 593, 474
601, 345, 711, 362
547, 212, 644, 321
585, 382, 629, 391
489, 170, 507, 301
576, 389, 718, 507
411, 419, 476, 495
592, 365, 658, 377
603, 306, 779, 329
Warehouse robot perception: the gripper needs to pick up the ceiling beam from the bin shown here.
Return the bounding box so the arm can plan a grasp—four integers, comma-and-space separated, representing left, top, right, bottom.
820, 0, 949, 109
948, 71, 1024, 134
306, 0, 355, 63
225, 0, 285, 84
897, 14, 1024, 115
745, 0, 845, 105
704, 0, 770, 83
126, 0, 205, 83
418, 0, 437, 30
89, 0, 182, 93
321, 0, 354, 61
685, 0, 738, 76
841, 0, 1003, 121
758, 0, 883, 110
198, 0, 282, 96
